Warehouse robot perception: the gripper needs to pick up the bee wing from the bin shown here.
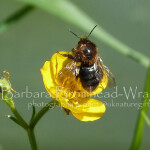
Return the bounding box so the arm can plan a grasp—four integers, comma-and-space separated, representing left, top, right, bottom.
56, 60, 79, 89
98, 57, 116, 88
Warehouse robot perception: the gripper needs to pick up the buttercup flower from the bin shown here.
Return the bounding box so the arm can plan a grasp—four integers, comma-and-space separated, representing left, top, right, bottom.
41, 52, 108, 121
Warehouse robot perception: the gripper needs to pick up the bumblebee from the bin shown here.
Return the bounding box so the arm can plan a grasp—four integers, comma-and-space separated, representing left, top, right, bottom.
57, 25, 116, 92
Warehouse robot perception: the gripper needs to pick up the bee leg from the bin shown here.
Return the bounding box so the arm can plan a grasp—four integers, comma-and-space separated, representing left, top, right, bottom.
56, 51, 74, 59
75, 66, 80, 79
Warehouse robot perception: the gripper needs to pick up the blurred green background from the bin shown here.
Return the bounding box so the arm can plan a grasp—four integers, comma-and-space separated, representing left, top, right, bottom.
0, 0, 150, 150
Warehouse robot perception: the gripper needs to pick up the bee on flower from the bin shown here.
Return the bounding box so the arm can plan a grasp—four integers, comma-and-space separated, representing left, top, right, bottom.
41, 26, 116, 121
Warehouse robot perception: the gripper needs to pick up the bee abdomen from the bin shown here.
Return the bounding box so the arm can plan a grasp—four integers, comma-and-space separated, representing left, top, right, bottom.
79, 64, 103, 91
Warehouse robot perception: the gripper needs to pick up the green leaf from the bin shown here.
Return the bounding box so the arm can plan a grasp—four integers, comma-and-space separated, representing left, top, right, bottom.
5, 115, 26, 129
130, 59, 150, 150
13, 0, 149, 67
0, 5, 34, 34
29, 105, 36, 124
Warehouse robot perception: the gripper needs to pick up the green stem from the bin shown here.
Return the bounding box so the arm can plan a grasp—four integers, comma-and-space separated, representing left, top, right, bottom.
28, 100, 58, 149
4, 97, 57, 150
4, 98, 38, 150
27, 128, 38, 150
141, 111, 150, 126
4, 99, 28, 129
1, 82, 58, 150
0, 5, 34, 34
30, 100, 58, 129
130, 59, 150, 150
11, 106, 29, 129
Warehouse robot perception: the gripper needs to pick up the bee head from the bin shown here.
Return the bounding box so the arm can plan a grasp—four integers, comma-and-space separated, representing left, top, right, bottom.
77, 38, 97, 60
70, 25, 98, 62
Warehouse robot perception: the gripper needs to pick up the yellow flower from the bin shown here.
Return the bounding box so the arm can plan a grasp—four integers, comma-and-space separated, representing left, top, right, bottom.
41, 51, 108, 121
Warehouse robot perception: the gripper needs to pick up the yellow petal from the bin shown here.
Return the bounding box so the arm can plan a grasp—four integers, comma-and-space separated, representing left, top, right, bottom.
72, 112, 105, 121
40, 61, 56, 98
72, 98, 106, 121
50, 51, 73, 80
41, 52, 73, 98
59, 98, 106, 121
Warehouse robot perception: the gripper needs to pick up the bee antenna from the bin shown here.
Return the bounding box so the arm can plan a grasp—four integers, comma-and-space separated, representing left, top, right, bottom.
69, 29, 80, 39
87, 25, 97, 38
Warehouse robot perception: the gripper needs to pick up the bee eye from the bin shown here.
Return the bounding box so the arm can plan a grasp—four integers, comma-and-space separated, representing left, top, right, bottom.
83, 48, 92, 59
84, 48, 92, 56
